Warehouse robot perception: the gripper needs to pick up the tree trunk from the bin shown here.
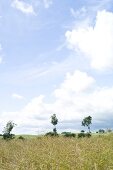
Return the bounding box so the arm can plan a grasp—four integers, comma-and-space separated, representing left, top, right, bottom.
88, 126, 90, 133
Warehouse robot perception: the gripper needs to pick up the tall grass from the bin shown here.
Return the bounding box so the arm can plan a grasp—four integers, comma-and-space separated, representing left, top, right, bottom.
0, 134, 113, 169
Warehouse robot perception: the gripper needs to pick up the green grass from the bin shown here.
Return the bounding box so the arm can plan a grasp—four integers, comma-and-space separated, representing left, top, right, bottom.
0, 134, 113, 169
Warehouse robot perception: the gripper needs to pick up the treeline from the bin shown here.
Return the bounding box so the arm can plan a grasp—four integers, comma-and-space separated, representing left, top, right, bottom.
46, 114, 112, 138
1, 114, 112, 140
45, 114, 92, 138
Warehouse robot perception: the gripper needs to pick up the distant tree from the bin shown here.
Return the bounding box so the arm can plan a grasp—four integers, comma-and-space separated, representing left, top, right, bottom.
98, 129, 105, 133
81, 130, 85, 133
107, 128, 112, 133
45, 132, 55, 137
18, 136, 25, 140
51, 114, 58, 135
3, 121, 16, 140
82, 116, 92, 133
78, 133, 85, 138
61, 132, 76, 138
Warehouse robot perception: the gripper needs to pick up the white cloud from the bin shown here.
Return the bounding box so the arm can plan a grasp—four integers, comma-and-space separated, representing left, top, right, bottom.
0, 57, 3, 64
66, 10, 113, 70
54, 70, 95, 98
70, 7, 87, 18
22, 95, 46, 115
11, 0, 35, 15
52, 71, 113, 123
2, 70, 113, 134
43, 0, 53, 8
12, 93, 24, 100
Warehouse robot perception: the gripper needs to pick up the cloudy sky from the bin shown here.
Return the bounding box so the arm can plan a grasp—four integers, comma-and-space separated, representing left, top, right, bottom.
0, 0, 113, 134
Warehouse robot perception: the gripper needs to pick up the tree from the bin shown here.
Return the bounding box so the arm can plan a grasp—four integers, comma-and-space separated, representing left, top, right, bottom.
107, 128, 112, 133
82, 116, 92, 133
98, 129, 105, 134
51, 114, 58, 135
3, 121, 16, 139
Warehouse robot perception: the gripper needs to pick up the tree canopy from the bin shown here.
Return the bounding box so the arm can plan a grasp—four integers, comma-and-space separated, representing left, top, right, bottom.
82, 116, 92, 133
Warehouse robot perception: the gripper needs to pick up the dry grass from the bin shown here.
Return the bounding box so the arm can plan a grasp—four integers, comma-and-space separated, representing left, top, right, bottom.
0, 134, 113, 170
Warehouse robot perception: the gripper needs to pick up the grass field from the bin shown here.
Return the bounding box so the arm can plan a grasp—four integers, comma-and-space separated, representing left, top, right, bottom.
0, 134, 113, 170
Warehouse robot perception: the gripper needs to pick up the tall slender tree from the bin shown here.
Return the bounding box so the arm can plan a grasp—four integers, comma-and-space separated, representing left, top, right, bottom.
51, 114, 58, 135
3, 121, 16, 139
82, 116, 92, 133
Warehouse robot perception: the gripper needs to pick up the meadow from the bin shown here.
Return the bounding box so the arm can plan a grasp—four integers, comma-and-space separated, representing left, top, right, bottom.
0, 134, 113, 170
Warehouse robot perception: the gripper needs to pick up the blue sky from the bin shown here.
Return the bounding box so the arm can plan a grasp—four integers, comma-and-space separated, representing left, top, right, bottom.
0, 0, 113, 134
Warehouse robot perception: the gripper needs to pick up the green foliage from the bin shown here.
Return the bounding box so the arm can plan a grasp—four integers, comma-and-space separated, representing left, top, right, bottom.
51, 114, 58, 135
82, 116, 92, 133
107, 128, 112, 133
78, 132, 85, 138
62, 132, 76, 137
3, 133, 15, 140
45, 132, 58, 136
99, 129, 105, 133
51, 114, 58, 126
18, 136, 25, 140
81, 130, 85, 133
53, 128, 57, 136
78, 132, 91, 138
3, 121, 16, 140
85, 133, 91, 138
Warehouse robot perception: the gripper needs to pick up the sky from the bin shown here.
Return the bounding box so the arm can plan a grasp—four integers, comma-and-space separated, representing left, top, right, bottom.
0, 0, 113, 134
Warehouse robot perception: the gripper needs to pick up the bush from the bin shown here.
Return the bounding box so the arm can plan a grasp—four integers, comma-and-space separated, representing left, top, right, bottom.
78, 133, 85, 138
45, 132, 58, 137
78, 132, 91, 138
99, 129, 105, 133
62, 132, 76, 137
18, 136, 25, 140
107, 129, 112, 133
85, 133, 91, 138
2, 121, 16, 140
3, 133, 15, 140
81, 130, 85, 133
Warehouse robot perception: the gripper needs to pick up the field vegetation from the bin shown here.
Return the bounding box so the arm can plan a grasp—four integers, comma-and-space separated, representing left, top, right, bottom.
0, 134, 113, 170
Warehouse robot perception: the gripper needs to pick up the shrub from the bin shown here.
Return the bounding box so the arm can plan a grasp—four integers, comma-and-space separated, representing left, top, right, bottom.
62, 132, 76, 137
3, 121, 16, 140
78, 132, 91, 138
53, 128, 57, 136
107, 129, 112, 133
70, 133, 76, 137
3, 133, 15, 140
99, 129, 105, 133
85, 133, 91, 138
18, 136, 25, 140
45, 132, 58, 137
81, 130, 85, 133
78, 133, 85, 138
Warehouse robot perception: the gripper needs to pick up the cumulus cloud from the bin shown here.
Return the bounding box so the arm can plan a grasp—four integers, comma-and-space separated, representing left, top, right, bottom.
43, 0, 53, 8
11, 0, 35, 15
66, 10, 113, 70
12, 93, 24, 100
1, 70, 113, 134
54, 70, 95, 98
